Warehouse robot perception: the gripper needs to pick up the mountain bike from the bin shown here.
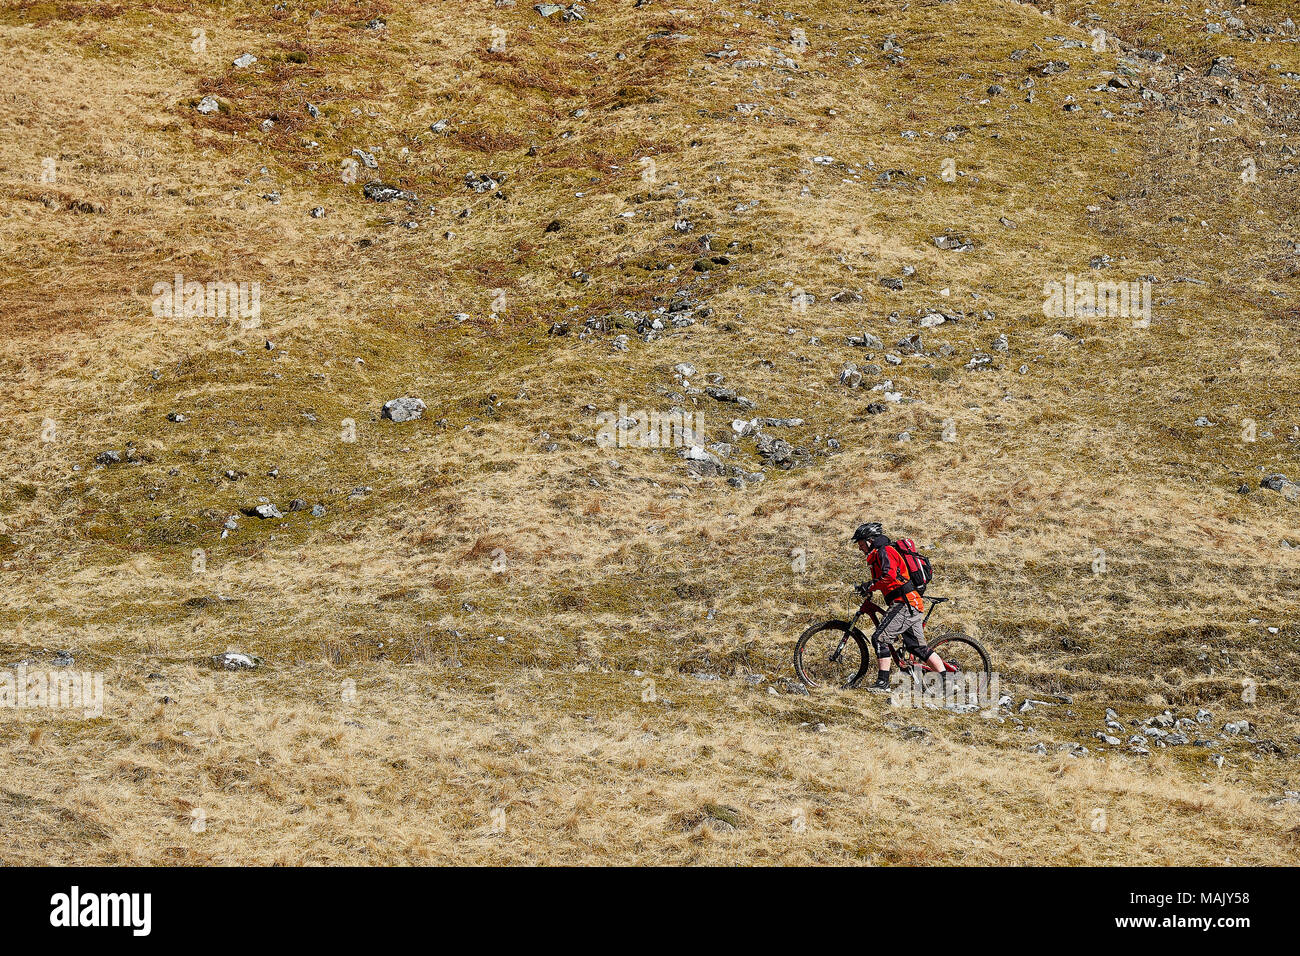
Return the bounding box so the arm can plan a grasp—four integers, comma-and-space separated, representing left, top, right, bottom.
793, 594, 991, 690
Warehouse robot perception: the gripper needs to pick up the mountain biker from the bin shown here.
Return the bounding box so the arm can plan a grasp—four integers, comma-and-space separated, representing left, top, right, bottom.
851, 522, 948, 693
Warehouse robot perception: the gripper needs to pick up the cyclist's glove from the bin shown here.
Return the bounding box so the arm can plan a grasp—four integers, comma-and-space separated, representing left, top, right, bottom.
853, 583, 873, 598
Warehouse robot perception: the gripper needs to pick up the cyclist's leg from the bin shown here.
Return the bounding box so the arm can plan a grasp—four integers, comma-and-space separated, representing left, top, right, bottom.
901, 610, 946, 671
871, 603, 909, 672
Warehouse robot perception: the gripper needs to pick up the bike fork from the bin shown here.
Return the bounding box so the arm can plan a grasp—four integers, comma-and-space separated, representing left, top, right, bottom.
830, 612, 864, 663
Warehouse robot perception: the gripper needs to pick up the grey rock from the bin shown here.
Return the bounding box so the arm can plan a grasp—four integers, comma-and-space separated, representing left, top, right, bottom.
382, 396, 426, 422
535, 3, 584, 20
705, 386, 756, 409
755, 433, 795, 466
847, 332, 884, 349
1208, 56, 1236, 78
1261, 474, 1293, 492
196, 96, 220, 114
932, 233, 975, 252
363, 182, 417, 203
465, 171, 505, 193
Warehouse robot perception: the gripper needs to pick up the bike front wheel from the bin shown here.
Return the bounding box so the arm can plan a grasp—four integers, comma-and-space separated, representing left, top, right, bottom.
793, 620, 873, 689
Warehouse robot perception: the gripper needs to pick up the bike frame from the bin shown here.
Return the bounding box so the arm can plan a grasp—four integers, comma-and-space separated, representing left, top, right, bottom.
833, 596, 953, 673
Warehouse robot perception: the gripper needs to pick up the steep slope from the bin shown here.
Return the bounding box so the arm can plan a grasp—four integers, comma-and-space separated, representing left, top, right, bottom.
1, 0, 1297, 863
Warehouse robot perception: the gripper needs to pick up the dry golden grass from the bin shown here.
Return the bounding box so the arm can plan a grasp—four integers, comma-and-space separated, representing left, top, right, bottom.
1, 0, 1298, 864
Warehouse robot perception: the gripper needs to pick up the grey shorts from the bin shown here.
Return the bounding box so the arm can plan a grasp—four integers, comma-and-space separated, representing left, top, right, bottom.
871, 602, 928, 659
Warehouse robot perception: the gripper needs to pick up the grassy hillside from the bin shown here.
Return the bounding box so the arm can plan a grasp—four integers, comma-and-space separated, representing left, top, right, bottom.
1, 0, 1298, 863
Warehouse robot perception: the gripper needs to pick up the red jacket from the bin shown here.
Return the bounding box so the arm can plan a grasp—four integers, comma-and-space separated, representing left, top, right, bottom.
865, 543, 916, 605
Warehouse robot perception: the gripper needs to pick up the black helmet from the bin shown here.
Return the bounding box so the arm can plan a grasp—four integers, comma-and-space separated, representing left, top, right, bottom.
851, 521, 883, 543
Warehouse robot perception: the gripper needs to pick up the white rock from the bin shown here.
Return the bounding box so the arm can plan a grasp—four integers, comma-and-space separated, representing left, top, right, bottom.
212, 652, 260, 670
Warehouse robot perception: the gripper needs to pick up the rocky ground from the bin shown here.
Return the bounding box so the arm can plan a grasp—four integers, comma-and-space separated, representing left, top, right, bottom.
1, 0, 1298, 863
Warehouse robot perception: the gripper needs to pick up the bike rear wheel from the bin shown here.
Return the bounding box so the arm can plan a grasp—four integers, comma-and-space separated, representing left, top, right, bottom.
928, 632, 993, 684
793, 620, 873, 689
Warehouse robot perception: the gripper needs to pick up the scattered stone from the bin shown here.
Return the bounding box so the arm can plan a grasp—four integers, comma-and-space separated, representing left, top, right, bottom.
212, 652, 261, 670
253, 503, 284, 519
1208, 56, 1236, 78
535, 3, 584, 20
465, 171, 505, 193
755, 433, 795, 467
196, 96, 220, 115
847, 332, 884, 349
932, 233, 975, 252
705, 386, 755, 409
382, 396, 426, 422
233, 53, 257, 69
362, 182, 417, 203
1261, 474, 1294, 493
